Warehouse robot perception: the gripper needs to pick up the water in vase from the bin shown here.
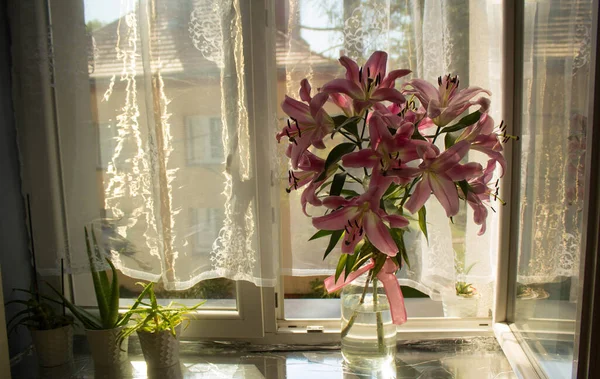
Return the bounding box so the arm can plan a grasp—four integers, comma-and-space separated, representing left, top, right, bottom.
341, 292, 397, 368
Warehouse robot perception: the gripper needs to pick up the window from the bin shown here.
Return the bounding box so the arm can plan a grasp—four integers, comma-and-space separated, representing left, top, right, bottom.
97, 122, 118, 170
186, 116, 224, 165
189, 208, 224, 254
9, 1, 600, 375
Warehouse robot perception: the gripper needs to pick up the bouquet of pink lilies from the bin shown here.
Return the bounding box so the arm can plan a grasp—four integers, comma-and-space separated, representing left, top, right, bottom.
277, 51, 509, 325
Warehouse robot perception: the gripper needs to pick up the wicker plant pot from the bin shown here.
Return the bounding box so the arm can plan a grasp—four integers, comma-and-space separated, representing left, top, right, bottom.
137, 325, 181, 369
86, 327, 129, 367
30, 325, 73, 367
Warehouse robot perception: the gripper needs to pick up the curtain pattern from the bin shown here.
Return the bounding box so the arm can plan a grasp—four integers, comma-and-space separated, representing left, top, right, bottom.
280, 0, 503, 315
516, 0, 592, 291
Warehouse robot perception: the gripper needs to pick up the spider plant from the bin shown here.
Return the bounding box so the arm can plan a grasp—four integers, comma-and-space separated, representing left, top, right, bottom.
5, 288, 73, 335
49, 226, 142, 330
118, 282, 204, 342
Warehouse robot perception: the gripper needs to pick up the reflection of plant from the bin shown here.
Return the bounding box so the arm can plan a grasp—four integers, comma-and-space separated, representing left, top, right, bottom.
455, 282, 477, 298
5, 288, 74, 334
455, 262, 478, 297
308, 278, 340, 299
516, 284, 549, 299
119, 282, 204, 342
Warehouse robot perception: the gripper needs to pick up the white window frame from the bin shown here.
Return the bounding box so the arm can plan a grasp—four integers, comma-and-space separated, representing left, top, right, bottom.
8, 0, 600, 377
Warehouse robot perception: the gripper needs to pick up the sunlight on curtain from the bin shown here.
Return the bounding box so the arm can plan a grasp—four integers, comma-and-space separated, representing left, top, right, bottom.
279, 0, 503, 316
73, 0, 273, 290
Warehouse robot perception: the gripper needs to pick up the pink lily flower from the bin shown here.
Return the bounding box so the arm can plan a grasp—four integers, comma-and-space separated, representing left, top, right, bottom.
461, 160, 498, 235
456, 114, 507, 174
321, 51, 411, 115
285, 148, 337, 216
286, 150, 325, 192
342, 114, 423, 172
276, 90, 335, 169
403, 74, 491, 127
312, 172, 408, 256
401, 140, 483, 217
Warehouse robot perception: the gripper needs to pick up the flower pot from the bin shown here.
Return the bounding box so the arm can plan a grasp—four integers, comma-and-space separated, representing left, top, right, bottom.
340, 272, 396, 369
30, 325, 73, 367
137, 325, 181, 369
86, 327, 129, 367
442, 294, 480, 317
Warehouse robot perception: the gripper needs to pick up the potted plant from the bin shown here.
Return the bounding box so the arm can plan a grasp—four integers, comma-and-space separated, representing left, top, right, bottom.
442, 262, 480, 317
6, 288, 74, 367
119, 282, 204, 369
50, 227, 142, 368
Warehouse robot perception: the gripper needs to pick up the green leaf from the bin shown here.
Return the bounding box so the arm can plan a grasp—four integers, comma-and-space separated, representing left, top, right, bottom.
315, 143, 356, 182
411, 125, 427, 141
330, 173, 347, 197
105, 258, 120, 329
389, 228, 410, 269
371, 253, 388, 277
335, 254, 348, 283
46, 283, 102, 329
457, 180, 470, 197
444, 130, 462, 149
309, 230, 335, 241
442, 110, 481, 133
332, 115, 347, 126
86, 228, 109, 324
344, 252, 358, 281
332, 115, 361, 137
418, 206, 429, 243
323, 230, 344, 260
340, 189, 360, 198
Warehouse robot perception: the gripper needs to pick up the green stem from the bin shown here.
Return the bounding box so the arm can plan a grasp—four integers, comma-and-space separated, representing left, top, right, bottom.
373, 278, 385, 354
400, 175, 421, 207
341, 273, 371, 339
431, 125, 442, 144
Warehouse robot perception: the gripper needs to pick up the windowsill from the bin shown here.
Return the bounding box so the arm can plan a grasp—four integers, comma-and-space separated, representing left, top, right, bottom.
11, 335, 516, 378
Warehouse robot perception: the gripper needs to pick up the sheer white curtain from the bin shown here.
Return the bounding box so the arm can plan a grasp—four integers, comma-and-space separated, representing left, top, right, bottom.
516, 0, 592, 293
31, 0, 277, 290
279, 0, 503, 315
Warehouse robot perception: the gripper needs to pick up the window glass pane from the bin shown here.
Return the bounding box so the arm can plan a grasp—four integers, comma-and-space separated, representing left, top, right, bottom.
512, 0, 593, 377
277, 0, 503, 319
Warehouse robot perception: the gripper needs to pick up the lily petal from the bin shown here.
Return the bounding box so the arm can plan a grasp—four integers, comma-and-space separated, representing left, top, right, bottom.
322, 78, 363, 99
312, 206, 360, 231
281, 96, 313, 125
339, 56, 360, 83
342, 149, 379, 168
371, 88, 406, 105
404, 176, 432, 214
380, 69, 412, 88
364, 51, 388, 82
383, 214, 409, 228
299, 79, 312, 102
428, 173, 460, 217
403, 79, 438, 106
363, 211, 398, 256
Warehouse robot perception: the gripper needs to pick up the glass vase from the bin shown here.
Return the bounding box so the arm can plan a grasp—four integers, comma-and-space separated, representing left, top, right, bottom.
340, 271, 396, 368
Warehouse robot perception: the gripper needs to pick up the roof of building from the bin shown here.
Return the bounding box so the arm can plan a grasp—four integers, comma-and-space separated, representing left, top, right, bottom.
88, 2, 337, 80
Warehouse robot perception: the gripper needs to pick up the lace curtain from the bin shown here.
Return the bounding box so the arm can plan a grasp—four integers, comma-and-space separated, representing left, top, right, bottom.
516, 0, 592, 291
279, 0, 503, 315
23, 0, 277, 290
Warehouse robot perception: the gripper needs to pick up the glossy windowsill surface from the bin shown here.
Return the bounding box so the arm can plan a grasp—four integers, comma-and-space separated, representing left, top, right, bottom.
11, 336, 516, 378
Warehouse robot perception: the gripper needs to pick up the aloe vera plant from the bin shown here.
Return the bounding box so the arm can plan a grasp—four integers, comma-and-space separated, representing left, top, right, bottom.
49, 227, 143, 330
118, 282, 204, 342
